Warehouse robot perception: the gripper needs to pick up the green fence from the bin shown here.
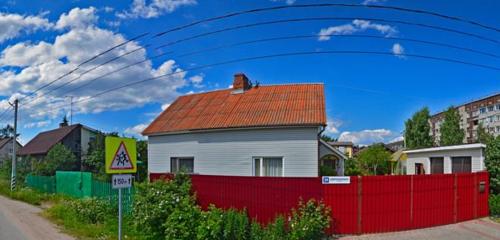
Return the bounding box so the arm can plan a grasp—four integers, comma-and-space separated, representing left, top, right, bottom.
26, 171, 134, 214
26, 175, 56, 194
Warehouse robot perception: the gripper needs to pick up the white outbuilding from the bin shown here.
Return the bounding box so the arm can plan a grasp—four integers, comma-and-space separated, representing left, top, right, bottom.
404, 143, 486, 175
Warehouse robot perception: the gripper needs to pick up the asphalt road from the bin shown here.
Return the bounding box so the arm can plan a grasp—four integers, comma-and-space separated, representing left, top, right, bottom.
340, 218, 500, 240
0, 195, 74, 240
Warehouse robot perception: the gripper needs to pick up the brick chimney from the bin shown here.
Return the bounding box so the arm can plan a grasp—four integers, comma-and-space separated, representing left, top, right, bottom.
233, 73, 251, 91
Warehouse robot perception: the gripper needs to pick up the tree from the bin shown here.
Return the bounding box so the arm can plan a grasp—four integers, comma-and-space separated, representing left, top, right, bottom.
0, 124, 16, 138
320, 134, 336, 142
477, 123, 493, 144
404, 107, 434, 149
439, 106, 465, 146
136, 140, 148, 182
355, 144, 391, 175
62, 115, 69, 125
485, 136, 500, 194
34, 143, 77, 176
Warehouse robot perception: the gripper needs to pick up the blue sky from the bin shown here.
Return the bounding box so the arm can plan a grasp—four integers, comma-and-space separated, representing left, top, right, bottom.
0, 0, 499, 145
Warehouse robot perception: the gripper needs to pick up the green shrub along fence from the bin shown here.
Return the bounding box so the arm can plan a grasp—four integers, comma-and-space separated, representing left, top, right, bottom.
26, 171, 134, 213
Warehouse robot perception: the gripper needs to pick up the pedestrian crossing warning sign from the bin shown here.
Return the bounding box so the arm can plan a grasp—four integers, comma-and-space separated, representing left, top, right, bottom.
105, 136, 137, 174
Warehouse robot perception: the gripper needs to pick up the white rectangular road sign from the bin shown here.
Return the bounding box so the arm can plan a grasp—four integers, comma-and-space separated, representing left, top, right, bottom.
322, 176, 351, 184
112, 174, 132, 189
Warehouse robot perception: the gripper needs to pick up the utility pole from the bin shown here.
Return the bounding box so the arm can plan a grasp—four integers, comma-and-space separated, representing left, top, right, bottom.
10, 99, 18, 191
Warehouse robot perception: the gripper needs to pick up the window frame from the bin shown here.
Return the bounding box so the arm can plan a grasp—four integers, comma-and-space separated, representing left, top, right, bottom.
451, 156, 472, 173
252, 156, 284, 177
170, 157, 194, 173
429, 157, 444, 174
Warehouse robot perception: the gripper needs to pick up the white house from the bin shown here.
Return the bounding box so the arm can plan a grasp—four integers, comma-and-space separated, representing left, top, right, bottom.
404, 143, 486, 175
143, 73, 346, 177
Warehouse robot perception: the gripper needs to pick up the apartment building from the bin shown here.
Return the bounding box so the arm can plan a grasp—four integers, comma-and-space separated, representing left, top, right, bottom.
430, 93, 500, 144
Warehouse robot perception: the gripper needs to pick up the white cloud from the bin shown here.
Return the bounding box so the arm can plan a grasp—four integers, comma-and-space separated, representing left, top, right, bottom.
271, 0, 296, 5
362, 0, 387, 5
124, 123, 148, 136
24, 120, 51, 129
189, 74, 204, 88
55, 7, 98, 30
338, 129, 394, 145
0, 7, 200, 128
318, 19, 397, 41
324, 118, 342, 135
391, 43, 405, 58
0, 12, 52, 43
117, 0, 197, 19
161, 103, 171, 110
389, 136, 404, 143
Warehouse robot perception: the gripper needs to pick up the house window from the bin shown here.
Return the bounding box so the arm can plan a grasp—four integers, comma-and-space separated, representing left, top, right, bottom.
451, 156, 472, 173
253, 157, 283, 177
415, 163, 425, 175
170, 157, 194, 173
488, 106, 494, 112
497, 126, 500, 133
430, 157, 444, 174
497, 104, 500, 110
479, 107, 486, 114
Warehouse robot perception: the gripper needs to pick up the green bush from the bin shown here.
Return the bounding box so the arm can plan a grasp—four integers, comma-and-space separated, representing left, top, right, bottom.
223, 208, 250, 239
263, 215, 287, 240
250, 221, 265, 240
163, 197, 201, 240
288, 199, 331, 240
132, 173, 192, 239
197, 205, 225, 239
68, 198, 115, 224
34, 143, 77, 176
490, 194, 500, 217
319, 165, 336, 176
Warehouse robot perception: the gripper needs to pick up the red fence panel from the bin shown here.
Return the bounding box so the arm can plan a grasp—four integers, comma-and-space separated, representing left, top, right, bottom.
323, 176, 358, 234
190, 175, 322, 224
412, 174, 455, 229
150, 172, 489, 234
361, 175, 412, 233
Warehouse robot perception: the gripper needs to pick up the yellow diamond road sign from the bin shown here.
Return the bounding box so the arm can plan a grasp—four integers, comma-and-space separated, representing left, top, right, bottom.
105, 136, 137, 174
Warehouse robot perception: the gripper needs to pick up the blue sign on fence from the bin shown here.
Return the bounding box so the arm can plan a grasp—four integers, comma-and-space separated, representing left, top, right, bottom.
322, 176, 350, 184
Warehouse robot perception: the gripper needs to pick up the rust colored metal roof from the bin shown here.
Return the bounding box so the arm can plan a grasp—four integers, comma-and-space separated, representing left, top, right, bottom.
17, 124, 80, 156
143, 84, 326, 135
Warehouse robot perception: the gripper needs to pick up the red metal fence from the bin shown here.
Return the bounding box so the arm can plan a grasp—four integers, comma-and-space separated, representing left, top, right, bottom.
150, 172, 489, 234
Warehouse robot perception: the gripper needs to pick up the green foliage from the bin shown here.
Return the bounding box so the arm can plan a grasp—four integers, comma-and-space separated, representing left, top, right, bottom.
0, 157, 33, 184
223, 208, 250, 239
288, 199, 331, 240
67, 197, 115, 224
34, 143, 77, 176
405, 107, 433, 149
132, 173, 192, 239
0, 178, 50, 205
250, 221, 265, 240
163, 197, 201, 240
356, 144, 391, 175
197, 205, 225, 239
0, 124, 17, 138
320, 134, 336, 142
319, 165, 336, 176
263, 215, 287, 240
440, 106, 465, 146
485, 136, 500, 194
477, 123, 494, 144
490, 194, 500, 217
136, 140, 148, 182
344, 158, 364, 176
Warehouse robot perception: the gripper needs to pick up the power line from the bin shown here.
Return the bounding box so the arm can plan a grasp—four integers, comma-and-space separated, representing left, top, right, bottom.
21, 45, 148, 108
155, 17, 500, 50
18, 12, 500, 109
172, 34, 500, 60
153, 3, 500, 37
23, 29, 500, 112
30, 49, 500, 117
17, 32, 150, 103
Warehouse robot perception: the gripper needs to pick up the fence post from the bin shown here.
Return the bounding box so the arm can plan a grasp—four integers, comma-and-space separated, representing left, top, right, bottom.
357, 176, 362, 235
410, 175, 414, 226
453, 174, 458, 223
473, 173, 477, 219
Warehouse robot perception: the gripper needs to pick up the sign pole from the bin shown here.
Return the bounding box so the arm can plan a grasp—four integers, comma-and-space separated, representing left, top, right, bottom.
118, 186, 122, 240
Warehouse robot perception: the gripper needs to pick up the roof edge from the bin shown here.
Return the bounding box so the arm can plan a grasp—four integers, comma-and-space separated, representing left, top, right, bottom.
403, 143, 486, 154
143, 124, 323, 136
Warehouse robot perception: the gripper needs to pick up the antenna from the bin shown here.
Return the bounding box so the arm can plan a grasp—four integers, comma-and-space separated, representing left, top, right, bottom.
66, 96, 74, 125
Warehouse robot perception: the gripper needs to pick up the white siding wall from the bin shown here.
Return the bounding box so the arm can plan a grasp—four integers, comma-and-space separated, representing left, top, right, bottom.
148, 127, 319, 177
406, 148, 485, 175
